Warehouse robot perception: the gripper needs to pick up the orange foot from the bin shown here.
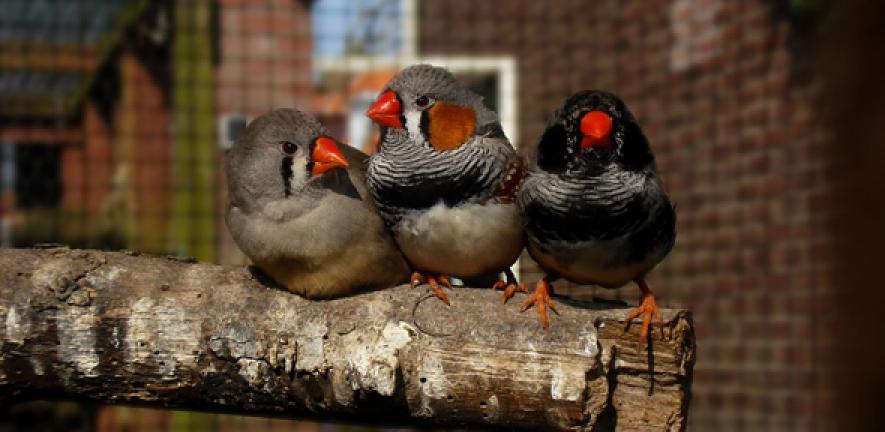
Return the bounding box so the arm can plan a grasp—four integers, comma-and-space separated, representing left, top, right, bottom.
410, 271, 453, 306
521, 276, 559, 330
493, 268, 527, 304
624, 278, 664, 345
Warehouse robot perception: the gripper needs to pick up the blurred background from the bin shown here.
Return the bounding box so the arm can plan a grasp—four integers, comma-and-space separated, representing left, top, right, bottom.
2, 0, 882, 430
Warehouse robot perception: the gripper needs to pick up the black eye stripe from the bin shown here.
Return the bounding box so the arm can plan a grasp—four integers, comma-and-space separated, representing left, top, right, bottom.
306, 138, 316, 174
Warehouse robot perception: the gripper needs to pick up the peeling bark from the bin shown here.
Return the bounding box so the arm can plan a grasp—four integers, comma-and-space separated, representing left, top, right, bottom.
0, 247, 695, 431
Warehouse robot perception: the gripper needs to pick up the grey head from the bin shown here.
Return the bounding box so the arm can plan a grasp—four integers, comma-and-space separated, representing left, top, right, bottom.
226, 108, 349, 214
369, 64, 501, 150
386, 65, 490, 115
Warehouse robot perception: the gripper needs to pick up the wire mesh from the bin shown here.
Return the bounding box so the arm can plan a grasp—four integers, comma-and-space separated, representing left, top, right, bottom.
0, 0, 832, 431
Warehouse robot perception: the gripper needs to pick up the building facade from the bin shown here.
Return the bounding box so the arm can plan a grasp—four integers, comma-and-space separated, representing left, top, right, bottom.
418, 0, 830, 429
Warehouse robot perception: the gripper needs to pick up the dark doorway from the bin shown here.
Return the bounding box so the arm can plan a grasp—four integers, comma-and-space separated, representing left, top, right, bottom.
14, 144, 61, 209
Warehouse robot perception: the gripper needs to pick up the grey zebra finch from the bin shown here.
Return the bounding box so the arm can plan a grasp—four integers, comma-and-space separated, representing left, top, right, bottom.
226, 108, 410, 298
365, 64, 526, 305
517, 90, 676, 343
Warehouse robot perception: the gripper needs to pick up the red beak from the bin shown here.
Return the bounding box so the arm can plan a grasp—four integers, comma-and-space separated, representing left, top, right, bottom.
366, 90, 404, 128
311, 137, 349, 176
580, 110, 613, 149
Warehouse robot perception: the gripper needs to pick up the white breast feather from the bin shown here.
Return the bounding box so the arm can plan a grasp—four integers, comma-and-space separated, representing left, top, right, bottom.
395, 201, 523, 278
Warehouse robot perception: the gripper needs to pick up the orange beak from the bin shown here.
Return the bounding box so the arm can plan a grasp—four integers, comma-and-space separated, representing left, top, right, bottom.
580, 110, 613, 149
310, 137, 349, 176
366, 90, 404, 128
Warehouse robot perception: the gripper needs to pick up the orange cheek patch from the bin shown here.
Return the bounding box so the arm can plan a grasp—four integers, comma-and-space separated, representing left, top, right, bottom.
427, 102, 476, 151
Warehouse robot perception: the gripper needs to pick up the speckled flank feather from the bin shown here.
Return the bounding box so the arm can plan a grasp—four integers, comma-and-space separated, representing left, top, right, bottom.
225, 108, 409, 298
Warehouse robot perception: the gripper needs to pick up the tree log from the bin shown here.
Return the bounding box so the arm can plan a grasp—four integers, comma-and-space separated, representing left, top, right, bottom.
0, 247, 694, 431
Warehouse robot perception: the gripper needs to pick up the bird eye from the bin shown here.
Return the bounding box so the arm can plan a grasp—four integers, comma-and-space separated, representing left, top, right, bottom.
281, 141, 297, 154
415, 95, 430, 108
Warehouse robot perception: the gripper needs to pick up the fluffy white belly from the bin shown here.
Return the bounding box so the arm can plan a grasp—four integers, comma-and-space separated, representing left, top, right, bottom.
528, 238, 662, 288
394, 201, 524, 278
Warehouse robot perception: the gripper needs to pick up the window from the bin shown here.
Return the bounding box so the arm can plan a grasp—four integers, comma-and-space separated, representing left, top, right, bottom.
218, 114, 249, 150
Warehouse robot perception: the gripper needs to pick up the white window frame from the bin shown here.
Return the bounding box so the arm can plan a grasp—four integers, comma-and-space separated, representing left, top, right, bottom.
217, 113, 250, 151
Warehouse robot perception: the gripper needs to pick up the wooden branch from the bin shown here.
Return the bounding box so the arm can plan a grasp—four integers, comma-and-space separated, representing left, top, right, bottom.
0, 247, 695, 431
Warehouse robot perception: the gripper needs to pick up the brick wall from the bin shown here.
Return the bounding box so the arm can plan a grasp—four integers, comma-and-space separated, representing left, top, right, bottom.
117, 50, 173, 253
62, 102, 113, 215
216, 0, 313, 117
419, 1, 830, 429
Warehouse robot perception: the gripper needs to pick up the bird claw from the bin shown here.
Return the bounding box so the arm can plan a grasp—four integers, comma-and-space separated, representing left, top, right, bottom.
494, 268, 526, 304
493, 280, 527, 304
410, 272, 425, 288
410, 271, 452, 306
436, 275, 453, 290
521, 278, 558, 330
623, 281, 665, 345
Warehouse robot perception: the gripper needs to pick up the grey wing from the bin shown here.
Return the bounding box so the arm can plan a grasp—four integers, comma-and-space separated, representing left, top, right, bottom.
338, 142, 411, 283
338, 142, 380, 209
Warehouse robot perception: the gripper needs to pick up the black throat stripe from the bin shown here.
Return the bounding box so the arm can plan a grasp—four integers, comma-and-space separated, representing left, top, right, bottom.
419, 110, 431, 148
281, 156, 293, 197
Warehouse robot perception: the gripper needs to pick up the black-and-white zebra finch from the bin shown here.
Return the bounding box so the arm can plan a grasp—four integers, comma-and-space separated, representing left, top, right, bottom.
365, 64, 525, 305
517, 90, 676, 343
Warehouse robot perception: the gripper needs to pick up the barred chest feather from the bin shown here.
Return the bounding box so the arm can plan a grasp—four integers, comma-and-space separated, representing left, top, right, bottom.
519, 167, 675, 287
367, 134, 515, 225
367, 128, 525, 276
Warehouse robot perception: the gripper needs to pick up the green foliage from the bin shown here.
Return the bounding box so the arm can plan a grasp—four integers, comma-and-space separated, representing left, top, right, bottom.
171, 0, 217, 262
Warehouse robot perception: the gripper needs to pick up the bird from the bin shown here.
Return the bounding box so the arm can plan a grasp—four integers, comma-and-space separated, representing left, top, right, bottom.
516, 90, 676, 343
225, 108, 411, 298
364, 64, 526, 304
